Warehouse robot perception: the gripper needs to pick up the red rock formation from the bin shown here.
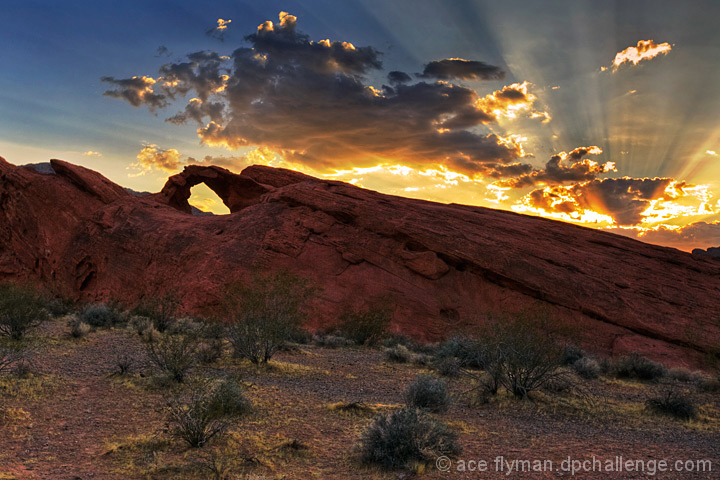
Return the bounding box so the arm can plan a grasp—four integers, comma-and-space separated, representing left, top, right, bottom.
1, 155, 719, 367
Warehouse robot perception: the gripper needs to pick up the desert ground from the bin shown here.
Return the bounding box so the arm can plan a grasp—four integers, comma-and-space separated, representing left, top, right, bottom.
1, 312, 718, 480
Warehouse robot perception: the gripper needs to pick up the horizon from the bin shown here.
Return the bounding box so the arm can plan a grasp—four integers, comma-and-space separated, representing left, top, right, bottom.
1, 0, 719, 251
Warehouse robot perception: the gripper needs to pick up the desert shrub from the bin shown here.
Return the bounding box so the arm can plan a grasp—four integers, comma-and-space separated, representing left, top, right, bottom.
313, 334, 350, 349
493, 317, 564, 398
541, 370, 576, 393
613, 354, 666, 381
337, 302, 392, 346
385, 344, 412, 363
207, 378, 251, 418
697, 376, 720, 393
80, 303, 123, 328
359, 407, 460, 470
0, 345, 27, 376
114, 353, 133, 375
66, 315, 91, 338
0, 283, 48, 340
435, 335, 486, 369
404, 374, 451, 413
666, 367, 695, 383
132, 292, 181, 333
166, 379, 247, 448
434, 357, 462, 378
645, 385, 697, 420
167, 316, 203, 336
129, 315, 153, 336
411, 353, 434, 366
573, 357, 600, 380
224, 270, 315, 364
198, 339, 225, 364
561, 345, 585, 365
145, 333, 198, 383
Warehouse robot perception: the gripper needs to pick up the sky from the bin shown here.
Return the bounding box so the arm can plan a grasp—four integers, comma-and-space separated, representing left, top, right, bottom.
1, 0, 719, 251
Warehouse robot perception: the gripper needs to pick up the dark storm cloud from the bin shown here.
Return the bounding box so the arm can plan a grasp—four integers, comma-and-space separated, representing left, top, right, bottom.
502, 146, 615, 188
387, 71, 411, 84
102, 12, 552, 175
101, 76, 168, 110
419, 58, 505, 80
523, 177, 674, 225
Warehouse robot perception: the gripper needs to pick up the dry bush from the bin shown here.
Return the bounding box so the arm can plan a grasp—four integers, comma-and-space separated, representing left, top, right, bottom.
145, 333, 199, 383
645, 384, 697, 421
0, 283, 48, 340
359, 407, 460, 470
337, 301, 392, 346
404, 374, 451, 413
224, 270, 315, 364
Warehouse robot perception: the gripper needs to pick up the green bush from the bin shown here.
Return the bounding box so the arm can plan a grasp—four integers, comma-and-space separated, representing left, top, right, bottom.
207, 379, 251, 418
613, 354, 666, 381
80, 303, 124, 328
404, 374, 451, 413
359, 407, 460, 470
224, 270, 315, 364
145, 333, 198, 383
337, 302, 392, 346
646, 385, 696, 420
0, 283, 48, 340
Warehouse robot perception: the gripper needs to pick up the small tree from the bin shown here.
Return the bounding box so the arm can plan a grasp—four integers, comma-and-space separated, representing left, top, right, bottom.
0, 283, 48, 340
224, 270, 314, 364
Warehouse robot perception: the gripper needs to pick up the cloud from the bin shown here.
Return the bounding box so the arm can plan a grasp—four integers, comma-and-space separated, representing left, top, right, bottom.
103, 12, 550, 177
514, 177, 679, 226
216, 19, 231, 31
418, 58, 505, 80
387, 71, 411, 84
82, 150, 102, 157
634, 221, 720, 250
606, 39, 672, 71
101, 76, 169, 110
499, 146, 615, 188
132, 144, 183, 174
207, 18, 232, 41
155, 45, 172, 58
130, 144, 259, 176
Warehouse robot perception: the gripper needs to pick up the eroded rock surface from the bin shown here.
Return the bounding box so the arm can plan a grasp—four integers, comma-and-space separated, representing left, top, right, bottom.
1, 155, 719, 367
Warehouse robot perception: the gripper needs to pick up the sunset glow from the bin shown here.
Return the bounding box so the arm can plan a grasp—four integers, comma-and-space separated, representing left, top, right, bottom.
1, 1, 718, 251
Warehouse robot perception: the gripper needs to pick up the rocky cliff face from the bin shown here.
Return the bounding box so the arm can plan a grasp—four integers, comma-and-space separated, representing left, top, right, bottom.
1, 156, 719, 367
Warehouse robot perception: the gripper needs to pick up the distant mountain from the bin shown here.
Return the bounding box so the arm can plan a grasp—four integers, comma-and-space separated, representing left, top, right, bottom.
2, 155, 719, 367
692, 246, 720, 258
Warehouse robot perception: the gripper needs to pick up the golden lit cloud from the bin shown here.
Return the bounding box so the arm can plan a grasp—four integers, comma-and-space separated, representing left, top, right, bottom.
82, 150, 102, 157
216, 18, 231, 31
131, 144, 183, 175
605, 39, 672, 71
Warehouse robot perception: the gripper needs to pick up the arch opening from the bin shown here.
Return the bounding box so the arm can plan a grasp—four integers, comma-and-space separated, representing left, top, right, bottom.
189, 183, 231, 215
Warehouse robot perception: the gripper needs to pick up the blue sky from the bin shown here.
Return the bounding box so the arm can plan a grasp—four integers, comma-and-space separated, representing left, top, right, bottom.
1, 0, 719, 249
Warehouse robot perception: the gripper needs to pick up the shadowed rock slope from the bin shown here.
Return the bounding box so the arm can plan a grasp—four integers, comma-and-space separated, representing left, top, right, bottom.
1, 156, 718, 366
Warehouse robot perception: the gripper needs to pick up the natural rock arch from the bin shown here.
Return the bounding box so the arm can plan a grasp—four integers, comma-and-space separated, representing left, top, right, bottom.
157, 165, 272, 214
